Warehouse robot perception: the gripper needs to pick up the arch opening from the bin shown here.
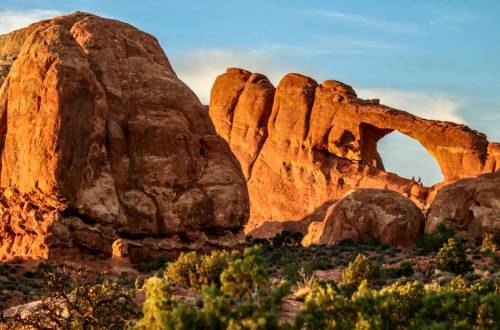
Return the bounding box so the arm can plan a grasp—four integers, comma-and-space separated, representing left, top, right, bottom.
377, 131, 443, 186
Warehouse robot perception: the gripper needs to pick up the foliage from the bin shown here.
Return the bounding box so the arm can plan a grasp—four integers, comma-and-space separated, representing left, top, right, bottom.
382, 261, 414, 279
271, 231, 304, 248
135, 245, 291, 330
164, 250, 230, 290
481, 236, 497, 252
295, 283, 357, 329
137, 255, 169, 273
435, 238, 472, 274
296, 279, 499, 330
341, 254, 381, 289
416, 224, 456, 254
1, 266, 139, 329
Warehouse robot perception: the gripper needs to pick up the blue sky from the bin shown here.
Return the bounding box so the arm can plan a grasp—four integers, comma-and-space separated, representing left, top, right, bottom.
1, 1, 499, 185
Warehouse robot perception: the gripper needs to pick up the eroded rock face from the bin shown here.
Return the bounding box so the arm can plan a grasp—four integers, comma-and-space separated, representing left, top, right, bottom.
311, 189, 425, 247
0, 13, 249, 263
210, 69, 498, 237
426, 171, 500, 242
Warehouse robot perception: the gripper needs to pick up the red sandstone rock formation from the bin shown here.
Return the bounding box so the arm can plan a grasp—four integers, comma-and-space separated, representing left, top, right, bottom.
0, 13, 249, 263
426, 171, 500, 242
209, 68, 498, 238
304, 189, 425, 247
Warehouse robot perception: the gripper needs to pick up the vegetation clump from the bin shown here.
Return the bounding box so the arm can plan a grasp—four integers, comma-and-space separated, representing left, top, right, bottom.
134, 245, 290, 329
416, 224, 456, 254
436, 238, 472, 274
164, 250, 230, 290
341, 254, 381, 289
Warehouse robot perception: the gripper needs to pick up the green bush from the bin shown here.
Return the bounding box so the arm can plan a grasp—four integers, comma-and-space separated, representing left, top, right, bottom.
341, 254, 381, 289
416, 224, 455, 254
436, 238, 472, 274
164, 250, 229, 290
296, 279, 498, 329
137, 255, 169, 273
383, 261, 414, 278
295, 284, 357, 329
134, 246, 291, 330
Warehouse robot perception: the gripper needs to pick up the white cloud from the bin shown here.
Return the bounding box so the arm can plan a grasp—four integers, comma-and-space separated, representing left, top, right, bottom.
171, 41, 404, 104
312, 10, 420, 34
357, 88, 466, 124
170, 48, 317, 104
0, 9, 62, 35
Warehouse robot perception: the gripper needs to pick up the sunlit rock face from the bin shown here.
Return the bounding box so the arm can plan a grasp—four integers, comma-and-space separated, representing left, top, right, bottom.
0, 12, 249, 263
209, 68, 498, 239
426, 171, 500, 242
305, 189, 426, 248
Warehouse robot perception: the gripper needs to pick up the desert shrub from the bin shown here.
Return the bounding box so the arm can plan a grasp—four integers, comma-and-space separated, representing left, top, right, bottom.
383, 261, 414, 278
164, 250, 229, 290
137, 255, 169, 273
481, 235, 497, 252
291, 270, 320, 301
477, 293, 500, 328
283, 257, 333, 283
416, 224, 456, 254
295, 284, 357, 329
271, 231, 304, 247
341, 254, 381, 289
436, 238, 472, 274
1, 266, 139, 329
412, 287, 478, 329
135, 245, 291, 330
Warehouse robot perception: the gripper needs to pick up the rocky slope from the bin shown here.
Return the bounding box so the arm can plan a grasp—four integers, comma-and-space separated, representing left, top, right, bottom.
0, 13, 249, 263
209, 68, 499, 238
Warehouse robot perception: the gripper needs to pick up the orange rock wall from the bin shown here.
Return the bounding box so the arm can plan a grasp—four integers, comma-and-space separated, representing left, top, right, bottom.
209, 68, 498, 237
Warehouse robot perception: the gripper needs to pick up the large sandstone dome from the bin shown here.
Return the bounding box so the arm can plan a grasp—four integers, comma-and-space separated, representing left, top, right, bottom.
0, 13, 249, 263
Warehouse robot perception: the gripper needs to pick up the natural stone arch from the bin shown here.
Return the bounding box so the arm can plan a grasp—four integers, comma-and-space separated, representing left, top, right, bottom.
358, 122, 445, 185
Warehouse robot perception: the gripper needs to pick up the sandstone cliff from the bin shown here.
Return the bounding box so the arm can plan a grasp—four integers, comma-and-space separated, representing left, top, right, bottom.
0, 13, 249, 263
209, 68, 498, 237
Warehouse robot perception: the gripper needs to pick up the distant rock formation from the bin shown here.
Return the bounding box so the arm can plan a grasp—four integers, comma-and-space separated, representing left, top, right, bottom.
0, 13, 249, 263
209, 68, 498, 238
304, 189, 425, 247
427, 171, 500, 242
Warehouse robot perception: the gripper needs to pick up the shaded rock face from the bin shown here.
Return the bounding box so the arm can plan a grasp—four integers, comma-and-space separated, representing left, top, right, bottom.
0, 13, 249, 263
426, 171, 500, 242
306, 189, 425, 247
209, 69, 498, 237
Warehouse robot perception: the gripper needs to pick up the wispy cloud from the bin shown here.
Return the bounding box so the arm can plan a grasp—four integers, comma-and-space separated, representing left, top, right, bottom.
312, 10, 420, 34
171, 48, 315, 104
357, 88, 466, 124
171, 40, 406, 104
0, 9, 62, 35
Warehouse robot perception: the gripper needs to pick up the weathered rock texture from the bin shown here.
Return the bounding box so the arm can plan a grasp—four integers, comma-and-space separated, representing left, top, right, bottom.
0, 13, 249, 263
305, 189, 425, 247
209, 69, 498, 237
426, 171, 500, 242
